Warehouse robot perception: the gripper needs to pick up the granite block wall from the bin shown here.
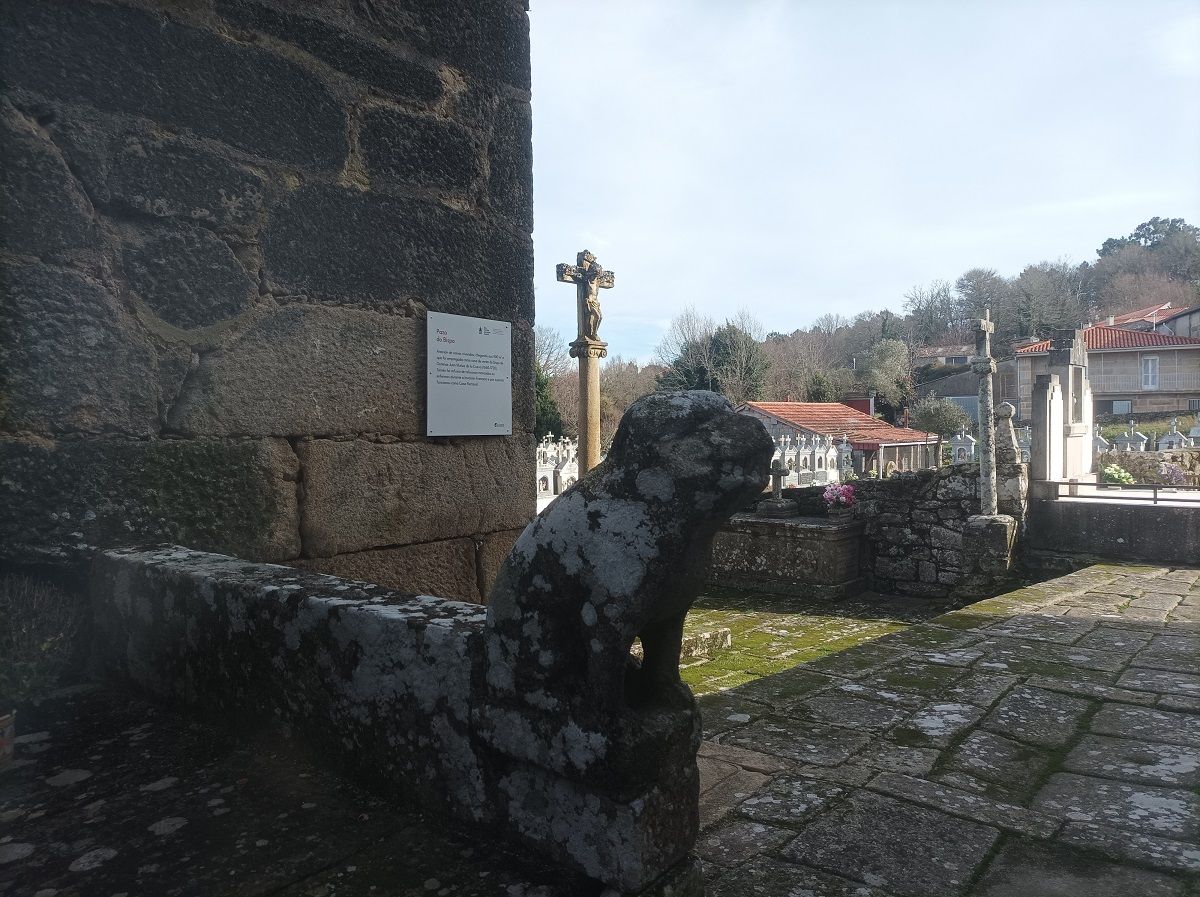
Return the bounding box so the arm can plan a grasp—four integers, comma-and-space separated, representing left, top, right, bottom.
0, 0, 534, 601
778, 463, 1028, 599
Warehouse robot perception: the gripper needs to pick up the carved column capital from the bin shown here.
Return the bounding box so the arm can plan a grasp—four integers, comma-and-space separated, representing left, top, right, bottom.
570, 338, 608, 360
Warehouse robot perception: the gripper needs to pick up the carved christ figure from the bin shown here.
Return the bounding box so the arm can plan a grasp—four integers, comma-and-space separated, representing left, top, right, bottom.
580, 252, 605, 341
557, 249, 614, 344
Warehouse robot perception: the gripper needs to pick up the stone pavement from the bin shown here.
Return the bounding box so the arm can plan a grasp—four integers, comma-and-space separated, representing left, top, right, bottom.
683, 589, 949, 696
3, 565, 1198, 896
0, 687, 575, 897
696, 563, 1200, 896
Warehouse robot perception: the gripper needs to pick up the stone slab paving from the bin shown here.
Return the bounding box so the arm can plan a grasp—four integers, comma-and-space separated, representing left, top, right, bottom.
683, 589, 948, 697
0, 687, 578, 897
697, 563, 1200, 896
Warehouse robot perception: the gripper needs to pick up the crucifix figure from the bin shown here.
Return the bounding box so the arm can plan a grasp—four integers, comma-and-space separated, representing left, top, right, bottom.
972, 308, 999, 516
556, 249, 615, 474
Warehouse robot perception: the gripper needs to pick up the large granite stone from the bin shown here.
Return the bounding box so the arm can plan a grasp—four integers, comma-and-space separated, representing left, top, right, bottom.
107, 133, 270, 236
0, 261, 187, 435
216, 0, 445, 105
349, 0, 531, 91
979, 685, 1093, 749
1064, 734, 1200, 788
294, 538, 480, 604
296, 436, 535, 556
262, 184, 533, 323
488, 97, 533, 229
166, 305, 422, 437
941, 729, 1051, 797
0, 436, 300, 562
124, 226, 256, 330
708, 858, 888, 897
1033, 772, 1200, 840
975, 840, 1183, 897
782, 790, 999, 897
0, 97, 97, 260
360, 107, 483, 191
0, 0, 346, 168
1089, 703, 1200, 747
475, 527, 523, 603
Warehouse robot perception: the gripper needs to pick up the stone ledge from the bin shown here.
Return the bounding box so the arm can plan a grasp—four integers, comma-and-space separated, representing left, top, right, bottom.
91, 546, 701, 894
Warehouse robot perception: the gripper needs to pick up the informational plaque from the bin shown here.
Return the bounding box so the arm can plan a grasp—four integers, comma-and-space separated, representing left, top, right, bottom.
426, 311, 513, 437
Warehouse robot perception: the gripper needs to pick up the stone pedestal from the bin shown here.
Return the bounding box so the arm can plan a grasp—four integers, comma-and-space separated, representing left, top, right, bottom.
958, 513, 1017, 598
710, 514, 866, 600
756, 497, 799, 518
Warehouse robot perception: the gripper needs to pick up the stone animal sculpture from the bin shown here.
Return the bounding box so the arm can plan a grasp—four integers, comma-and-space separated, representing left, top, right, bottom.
485, 391, 773, 720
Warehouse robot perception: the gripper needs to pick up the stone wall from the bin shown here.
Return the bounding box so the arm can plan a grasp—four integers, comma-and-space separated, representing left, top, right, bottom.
774, 463, 1028, 599
0, 0, 534, 601
93, 546, 702, 895
1098, 448, 1200, 484
1028, 499, 1200, 567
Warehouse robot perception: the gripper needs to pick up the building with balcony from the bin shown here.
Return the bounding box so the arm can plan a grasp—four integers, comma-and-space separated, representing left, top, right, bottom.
1014, 324, 1200, 418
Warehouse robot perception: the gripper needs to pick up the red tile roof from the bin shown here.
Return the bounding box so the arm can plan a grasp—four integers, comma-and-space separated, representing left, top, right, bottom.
1015, 324, 1200, 354
742, 402, 937, 450
1109, 302, 1177, 326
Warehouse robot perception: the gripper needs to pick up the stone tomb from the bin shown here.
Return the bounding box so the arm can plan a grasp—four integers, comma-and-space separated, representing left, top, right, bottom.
710, 513, 866, 599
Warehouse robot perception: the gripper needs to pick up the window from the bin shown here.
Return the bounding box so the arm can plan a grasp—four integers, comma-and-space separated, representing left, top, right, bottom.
947, 355, 968, 365
1112, 400, 1132, 415
1190, 399, 1200, 412
1141, 355, 1159, 389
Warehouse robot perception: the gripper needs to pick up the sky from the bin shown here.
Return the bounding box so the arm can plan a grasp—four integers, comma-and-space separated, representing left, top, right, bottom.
528, 0, 1200, 363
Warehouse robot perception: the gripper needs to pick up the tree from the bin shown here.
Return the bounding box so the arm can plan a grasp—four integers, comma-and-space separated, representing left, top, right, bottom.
533, 368, 564, 441
806, 371, 833, 402
909, 393, 969, 435
909, 393, 969, 464
859, 339, 912, 410
903, 280, 957, 346
710, 320, 769, 404
655, 309, 769, 404
599, 356, 662, 446
533, 325, 571, 378
1099, 217, 1200, 257
548, 372, 578, 437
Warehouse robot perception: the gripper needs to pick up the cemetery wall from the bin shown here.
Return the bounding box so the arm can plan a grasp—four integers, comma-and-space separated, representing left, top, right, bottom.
1028, 499, 1200, 567
0, 0, 535, 601
779, 462, 1028, 598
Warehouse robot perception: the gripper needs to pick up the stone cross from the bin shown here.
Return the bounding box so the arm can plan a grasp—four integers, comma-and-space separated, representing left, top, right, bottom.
556, 249, 614, 474
972, 309, 999, 515
770, 457, 788, 500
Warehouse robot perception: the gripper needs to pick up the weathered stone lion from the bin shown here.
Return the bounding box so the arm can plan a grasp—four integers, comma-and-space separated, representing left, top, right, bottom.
485, 391, 773, 721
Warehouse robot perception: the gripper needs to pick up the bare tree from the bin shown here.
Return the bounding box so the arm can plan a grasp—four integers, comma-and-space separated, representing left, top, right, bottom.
653, 305, 716, 367
534, 325, 571, 378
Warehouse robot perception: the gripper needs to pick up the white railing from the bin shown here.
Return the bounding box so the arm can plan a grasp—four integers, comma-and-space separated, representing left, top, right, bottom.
1091, 372, 1200, 393
1164, 371, 1200, 391
1090, 374, 1137, 393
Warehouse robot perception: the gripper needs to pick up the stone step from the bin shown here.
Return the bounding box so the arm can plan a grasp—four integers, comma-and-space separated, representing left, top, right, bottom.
632, 627, 733, 662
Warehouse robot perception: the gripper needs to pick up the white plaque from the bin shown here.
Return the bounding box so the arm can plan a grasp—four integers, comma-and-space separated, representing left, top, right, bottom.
426, 311, 513, 436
